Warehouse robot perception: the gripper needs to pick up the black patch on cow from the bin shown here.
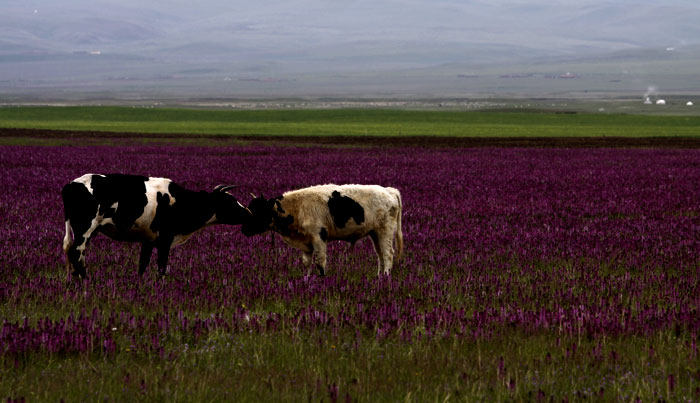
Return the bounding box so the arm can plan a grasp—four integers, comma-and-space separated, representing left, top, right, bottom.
90, 174, 149, 233
62, 181, 98, 226
242, 196, 274, 237
327, 191, 365, 228
273, 213, 295, 237
212, 187, 251, 226
343, 234, 362, 245
319, 227, 328, 242
165, 183, 217, 236
149, 192, 171, 233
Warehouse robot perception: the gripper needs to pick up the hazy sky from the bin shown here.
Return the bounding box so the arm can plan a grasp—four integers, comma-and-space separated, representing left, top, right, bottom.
7, 0, 700, 53
2, 0, 700, 98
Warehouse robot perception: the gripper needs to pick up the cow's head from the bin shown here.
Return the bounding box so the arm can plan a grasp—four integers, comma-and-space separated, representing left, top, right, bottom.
212, 185, 252, 225
241, 194, 275, 237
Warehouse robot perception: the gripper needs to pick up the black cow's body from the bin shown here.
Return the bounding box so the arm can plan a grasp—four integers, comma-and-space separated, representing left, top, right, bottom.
61, 174, 250, 278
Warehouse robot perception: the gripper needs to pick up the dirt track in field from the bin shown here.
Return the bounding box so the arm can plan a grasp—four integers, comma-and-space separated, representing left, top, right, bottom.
3, 127, 700, 148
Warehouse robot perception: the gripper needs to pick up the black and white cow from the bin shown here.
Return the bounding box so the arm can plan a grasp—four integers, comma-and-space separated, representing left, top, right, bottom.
61, 174, 251, 279
241, 184, 403, 276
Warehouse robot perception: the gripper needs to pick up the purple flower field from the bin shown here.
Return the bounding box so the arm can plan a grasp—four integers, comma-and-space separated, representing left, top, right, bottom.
2, 143, 700, 358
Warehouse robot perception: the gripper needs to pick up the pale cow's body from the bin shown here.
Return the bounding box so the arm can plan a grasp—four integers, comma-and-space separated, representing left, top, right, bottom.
61, 173, 250, 278
242, 184, 403, 276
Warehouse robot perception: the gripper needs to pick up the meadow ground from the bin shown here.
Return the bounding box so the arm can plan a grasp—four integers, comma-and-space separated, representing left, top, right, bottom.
1, 106, 700, 138
1, 108, 700, 401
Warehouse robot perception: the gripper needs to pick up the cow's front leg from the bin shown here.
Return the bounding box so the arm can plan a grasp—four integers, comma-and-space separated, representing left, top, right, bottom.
63, 221, 74, 278
66, 244, 87, 280
156, 237, 173, 277
302, 250, 313, 276
138, 243, 154, 275
369, 231, 385, 276
311, 238, 327, 277
66, 215, 101, 280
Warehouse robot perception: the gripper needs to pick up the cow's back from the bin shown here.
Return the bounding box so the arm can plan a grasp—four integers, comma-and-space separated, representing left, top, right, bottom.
280, 184, 399, 236
65, 174, 175, 240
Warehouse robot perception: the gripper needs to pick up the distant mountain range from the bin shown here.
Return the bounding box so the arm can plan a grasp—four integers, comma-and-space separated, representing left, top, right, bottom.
1, 0, 699, 99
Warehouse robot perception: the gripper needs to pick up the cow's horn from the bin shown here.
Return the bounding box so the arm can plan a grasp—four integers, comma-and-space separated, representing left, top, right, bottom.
249, 192, 257, 198
215, 185, 237, 192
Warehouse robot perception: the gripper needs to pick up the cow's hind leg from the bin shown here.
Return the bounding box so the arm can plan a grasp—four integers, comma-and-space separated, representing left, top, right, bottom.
369, 231, 385, 276
379, 234, 395, 275
373, 227, 396, 276
156, 237, 173, 277
139, 243, 154, 275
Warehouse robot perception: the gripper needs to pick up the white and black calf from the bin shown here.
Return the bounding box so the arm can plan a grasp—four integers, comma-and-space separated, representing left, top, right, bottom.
61, 174, 251, 278
242, 184, 403, 276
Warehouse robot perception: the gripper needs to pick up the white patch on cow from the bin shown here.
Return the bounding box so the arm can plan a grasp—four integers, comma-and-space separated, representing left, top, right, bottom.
147, 178, 176, 205
73, 173, 97, 194
76, 212, 102, 252
131, 177, 173, 240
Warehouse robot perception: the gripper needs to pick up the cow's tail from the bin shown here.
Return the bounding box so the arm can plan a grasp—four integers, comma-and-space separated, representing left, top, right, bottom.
394, 189, 403, 262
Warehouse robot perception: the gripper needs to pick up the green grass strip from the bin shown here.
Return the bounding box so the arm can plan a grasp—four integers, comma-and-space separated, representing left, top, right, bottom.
1, 106, 700, 137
